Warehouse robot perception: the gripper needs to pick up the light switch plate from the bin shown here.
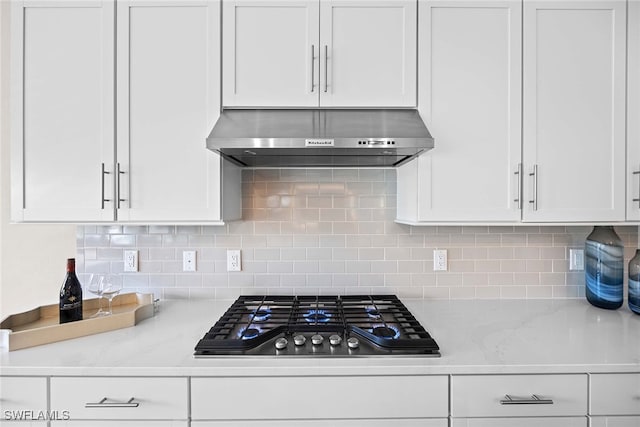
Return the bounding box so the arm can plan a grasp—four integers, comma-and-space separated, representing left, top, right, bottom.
569, 249, 584, 271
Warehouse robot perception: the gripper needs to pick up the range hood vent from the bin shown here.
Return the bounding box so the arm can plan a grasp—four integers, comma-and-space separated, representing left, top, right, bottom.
206, 109, 434, 168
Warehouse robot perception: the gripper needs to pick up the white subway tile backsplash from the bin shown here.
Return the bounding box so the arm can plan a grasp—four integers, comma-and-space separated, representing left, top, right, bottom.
76, 169, 638, 300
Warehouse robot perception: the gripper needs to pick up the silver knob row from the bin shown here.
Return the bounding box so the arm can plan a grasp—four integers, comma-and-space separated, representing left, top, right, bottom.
275, 335, 359, 349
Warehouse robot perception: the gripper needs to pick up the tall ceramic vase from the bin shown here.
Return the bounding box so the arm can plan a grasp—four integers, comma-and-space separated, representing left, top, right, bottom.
585, 226, 624, 309
629, 249, 640, 315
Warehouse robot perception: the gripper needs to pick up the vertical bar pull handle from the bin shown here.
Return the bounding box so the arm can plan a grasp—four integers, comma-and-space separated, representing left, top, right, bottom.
101, 163, 111, 209
529, 164, 538, 211
514, 163, 522, 210
633, 169, 640, 207
311, 45, 315, 92
117, 163, 126, 209
324, 45, 328, 93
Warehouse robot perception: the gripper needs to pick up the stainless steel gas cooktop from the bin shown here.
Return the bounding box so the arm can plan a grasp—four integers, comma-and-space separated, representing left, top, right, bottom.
194, 295, 440, 357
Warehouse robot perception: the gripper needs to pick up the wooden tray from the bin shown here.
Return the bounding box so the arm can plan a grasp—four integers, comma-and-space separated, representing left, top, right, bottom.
0, 293, 155, 351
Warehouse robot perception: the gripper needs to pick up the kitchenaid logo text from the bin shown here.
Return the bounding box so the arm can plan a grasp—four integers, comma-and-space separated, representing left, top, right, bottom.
4, 410, 70, 421
305, 139, 334, 146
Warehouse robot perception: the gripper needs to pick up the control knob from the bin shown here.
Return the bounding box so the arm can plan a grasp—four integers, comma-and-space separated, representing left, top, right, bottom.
293, 335, 306, 346
329, 334, 342, 346
311, 334, 324, 345
347, 337, 360, 349
274, 337, 288, 350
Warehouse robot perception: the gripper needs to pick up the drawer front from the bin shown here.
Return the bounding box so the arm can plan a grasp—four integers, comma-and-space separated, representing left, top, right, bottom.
192, 420, 448, 427
451, 374, 588, 417
591, 373, 640, 415
50, 377, 187, 420
192, 375, 448, 420
0, 376, 47, 413
451, 417, 587, 427
590, 416, 640, 427
52, 422, 188, 427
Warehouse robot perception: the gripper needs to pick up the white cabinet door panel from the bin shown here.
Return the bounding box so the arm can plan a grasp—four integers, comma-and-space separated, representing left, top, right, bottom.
52, 422, 188, 427
192, 375, 448, 420
117, 0, 224, 222
451, 417, 587, 427
522, 0, 626, 222
223, 0, 319, 107
590, 417, 640, 427
0, 377, 47, 414
628, 0, 640, 221
590, 373, 640, 416
319, 0, 416, 107
11, 1, 115, 222
193, 420, 448, 427
415, 0, 521, 222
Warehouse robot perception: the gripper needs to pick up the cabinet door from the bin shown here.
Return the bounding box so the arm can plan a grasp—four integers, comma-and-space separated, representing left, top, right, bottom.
0, 377, 47, 416
590, 417, 640, 427
408, 0, 521, 222
10, 0, 115, 222
628, 0, 640, 221
52, 423, 188, 427
116, 0, 225, 222
590, 373, 640, 416
222, 0, 319, 107
319, 0, 416, 107
192, 421, 447, 427
451, 418, 587, 427
522, 0, 626, 222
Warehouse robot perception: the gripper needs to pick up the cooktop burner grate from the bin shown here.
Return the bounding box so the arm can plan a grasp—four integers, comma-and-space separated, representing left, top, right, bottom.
194, 295, 440, 357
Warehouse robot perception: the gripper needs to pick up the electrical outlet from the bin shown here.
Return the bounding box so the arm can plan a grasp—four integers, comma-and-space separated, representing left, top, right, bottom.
124, 250, 138, 272
569, 249, 584, 271
227, 250, 241, 272
183, 250, 197, 272
433, 249, 448, 271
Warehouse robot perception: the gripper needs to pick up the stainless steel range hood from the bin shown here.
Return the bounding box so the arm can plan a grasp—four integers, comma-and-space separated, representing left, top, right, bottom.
206, 109, 434, 168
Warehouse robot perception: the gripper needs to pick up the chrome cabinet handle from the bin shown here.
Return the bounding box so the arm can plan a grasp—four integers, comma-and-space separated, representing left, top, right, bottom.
117, 163, 126, 209
514, 163, 522, 210
101, 163, 111, 209
529, 164, 538, 211
500, 394, 553, 405
311, 45, 315, 92
324, 45, 328, 93
633, 169, 640, 207
85, 397, 139, 408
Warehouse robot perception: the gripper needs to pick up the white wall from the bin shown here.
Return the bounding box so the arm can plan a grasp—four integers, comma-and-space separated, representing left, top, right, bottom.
0, 0, 76, 320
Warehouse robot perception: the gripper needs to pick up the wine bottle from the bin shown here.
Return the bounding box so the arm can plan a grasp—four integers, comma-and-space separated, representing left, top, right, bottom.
59, 258, 83, 323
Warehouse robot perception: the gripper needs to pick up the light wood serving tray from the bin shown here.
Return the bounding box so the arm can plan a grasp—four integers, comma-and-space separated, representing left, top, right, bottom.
0, 293, 154, 351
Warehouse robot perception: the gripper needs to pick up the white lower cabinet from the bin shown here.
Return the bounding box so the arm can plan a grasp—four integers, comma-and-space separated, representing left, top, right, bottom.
0, 377, 48, 424
451, 374, 588, 425
191, 375, 448, 421
590, 373, 640, 417
590, 417, 640, 427
49, 377, 188, 422
51, 423, 187, 427
192, 421, 447, 427
451, 418, 587, 427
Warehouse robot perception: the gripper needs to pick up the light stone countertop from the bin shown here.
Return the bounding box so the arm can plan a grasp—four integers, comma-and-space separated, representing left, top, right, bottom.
1, 298, 639, 377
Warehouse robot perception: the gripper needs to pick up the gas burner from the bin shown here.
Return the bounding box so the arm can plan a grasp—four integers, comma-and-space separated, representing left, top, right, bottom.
304, 309, 332, 323
239, 327, 262, 340
365, 306, 381, 319
371, 325, 400, 340
249, 308, 271, 322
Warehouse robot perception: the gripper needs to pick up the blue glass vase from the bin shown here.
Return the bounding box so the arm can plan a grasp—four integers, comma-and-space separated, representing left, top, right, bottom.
585, 226, 623, 309
629, 249, 640, 315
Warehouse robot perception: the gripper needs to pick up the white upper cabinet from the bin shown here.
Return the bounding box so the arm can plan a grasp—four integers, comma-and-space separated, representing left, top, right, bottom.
522, 0, 626, 222
222, 0, 417, 107
318, 0, 416, 107
397, 0, 521, 223
222, 0, 320, 107
11, 0, 115, 222
117, 0, 234, 223
628, 0, 640, 221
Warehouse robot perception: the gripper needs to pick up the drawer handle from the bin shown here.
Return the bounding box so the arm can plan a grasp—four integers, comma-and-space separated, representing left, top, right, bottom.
85, 397, 139, 408
500, 394, 554, 405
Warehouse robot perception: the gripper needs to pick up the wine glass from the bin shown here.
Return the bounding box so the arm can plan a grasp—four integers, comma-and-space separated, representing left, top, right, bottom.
100, 274, 123, 316
87, 274, 107, 317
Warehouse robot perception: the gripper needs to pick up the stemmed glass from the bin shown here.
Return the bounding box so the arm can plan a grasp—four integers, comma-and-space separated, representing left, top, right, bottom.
100, 274, 123, 316
87, 274, 123, 316
87, 274, 107, 317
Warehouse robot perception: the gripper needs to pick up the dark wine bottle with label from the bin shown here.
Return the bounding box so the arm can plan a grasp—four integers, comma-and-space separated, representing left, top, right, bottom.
59, 258, 83, 323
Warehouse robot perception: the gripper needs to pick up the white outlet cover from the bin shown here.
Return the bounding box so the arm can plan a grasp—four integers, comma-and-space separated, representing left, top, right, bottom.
227, 250, 241, 272
433, 249, 448, 271
569, 249, 584, 271
124, 250, 138, 272
183, 250, 197, 272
